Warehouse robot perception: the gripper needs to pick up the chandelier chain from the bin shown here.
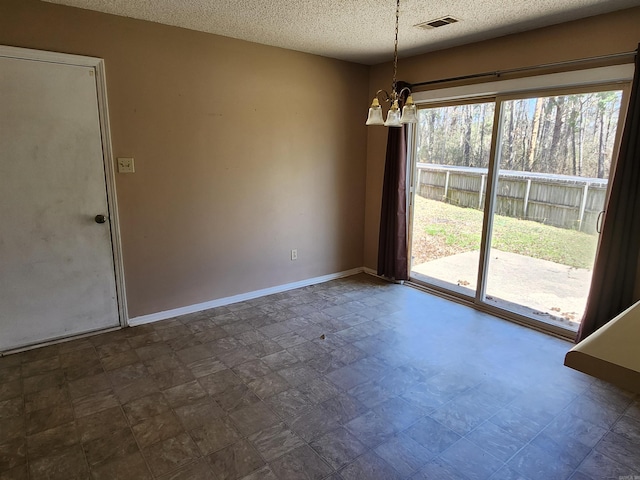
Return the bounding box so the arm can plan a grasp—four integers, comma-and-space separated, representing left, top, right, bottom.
365, 0, 417, 126
392, 0, 399, 95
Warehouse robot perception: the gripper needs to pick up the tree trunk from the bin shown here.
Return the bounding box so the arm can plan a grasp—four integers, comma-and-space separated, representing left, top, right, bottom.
549, 97, 565, 173
479, 104, 486, 167
597, 110, 605, 178
577, 99, 585, 176
571, 124, 577, 176
527, 97, 544, 171
463, 105, 472, 166
506, 103, 515, 169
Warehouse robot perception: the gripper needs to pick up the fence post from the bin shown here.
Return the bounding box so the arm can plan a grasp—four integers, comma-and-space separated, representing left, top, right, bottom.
479, 174, 486, 209
443, 171, 450, 202
523, 179, 532, 219
578, 182, 590, 231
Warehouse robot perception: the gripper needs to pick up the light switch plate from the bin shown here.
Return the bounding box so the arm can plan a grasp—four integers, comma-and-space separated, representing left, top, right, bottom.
117, 157, 135, 173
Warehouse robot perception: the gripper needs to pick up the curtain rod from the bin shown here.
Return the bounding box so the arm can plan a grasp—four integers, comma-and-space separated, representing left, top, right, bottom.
409, 50, 637, 89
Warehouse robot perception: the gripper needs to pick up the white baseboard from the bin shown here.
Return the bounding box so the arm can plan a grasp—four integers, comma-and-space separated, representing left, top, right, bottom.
128, 267, 364, 327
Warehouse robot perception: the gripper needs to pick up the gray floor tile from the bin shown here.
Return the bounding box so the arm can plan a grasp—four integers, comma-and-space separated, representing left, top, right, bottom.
440, 438, 503, 480
405, 416, 462, 454
430, 394, 497, 436
229, 402, 281, 436
489, 466, 531, 480
25, 385, 68, 414
90, 451, 153, 480
290, 404, 341, 442
374, 432, 434, 477
2, 275, 639, 480
266, 388, 314, 422
344, 410, 396, 448
190, 415, 241, 455
141, 432, 200, 477
411, 457, 470, 480
544, 412, 608, 449
508, 442, 575, 480
174, 396, 225, 430
28, 444, 89, 480
0, 437, 26, 473
248, 422, 305, 461
372, 396, 427, 431
269, 445, 333, 480
339, 450, 403, 480
232, 359, 272, 382
577, 450, 640, 479
594, 431, 640, 472
75, 407, 128, 443
247, 372, 291, 399
122, 391, 171, 425
208, 439, 265, 480
321, 393, 368, 424
309, 426, 367, 470
530, 432, 591, 469
162, 380, 207, 408
187, 357, 227, 378
238, 465, 279, 480
26, 422, 79, 459
81, 427, 138, 467
131, 411, 185, 449
156, 459, 215, 480
611, 414, 640, 444
296, 376, 342, 404
466, 420, 527, 463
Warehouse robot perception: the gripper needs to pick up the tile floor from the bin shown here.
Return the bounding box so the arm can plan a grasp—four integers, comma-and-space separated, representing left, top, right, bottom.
0, 274, 638, 480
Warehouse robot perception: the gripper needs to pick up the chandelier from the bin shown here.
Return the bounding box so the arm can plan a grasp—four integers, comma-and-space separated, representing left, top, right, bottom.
366, 0, 417, 127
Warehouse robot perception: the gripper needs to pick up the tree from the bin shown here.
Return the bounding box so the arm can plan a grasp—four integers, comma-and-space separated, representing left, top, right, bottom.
415, 90, 621, 178
526, 97, 544, 172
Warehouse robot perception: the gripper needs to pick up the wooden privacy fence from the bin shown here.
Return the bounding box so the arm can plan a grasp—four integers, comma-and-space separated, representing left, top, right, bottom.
415, 163, 608, 234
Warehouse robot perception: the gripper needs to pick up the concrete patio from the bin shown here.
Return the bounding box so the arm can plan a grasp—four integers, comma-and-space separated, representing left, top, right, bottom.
412, 249, 593, 330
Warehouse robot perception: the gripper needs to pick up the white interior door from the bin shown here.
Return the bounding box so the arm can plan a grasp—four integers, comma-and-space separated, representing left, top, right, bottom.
0, 53, 120, 351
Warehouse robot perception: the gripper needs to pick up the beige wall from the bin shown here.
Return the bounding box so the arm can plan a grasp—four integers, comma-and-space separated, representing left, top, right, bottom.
3, 1, 640, 320
0, 0, 369, 317
364, 7, 640, 269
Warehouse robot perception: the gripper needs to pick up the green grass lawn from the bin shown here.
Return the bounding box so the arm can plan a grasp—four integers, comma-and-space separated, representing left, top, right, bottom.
414, 196, 598, 269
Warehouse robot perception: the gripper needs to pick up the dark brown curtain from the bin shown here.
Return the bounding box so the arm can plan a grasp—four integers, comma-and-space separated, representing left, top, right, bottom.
377, 81, 410, 281
577, 46, 640, 342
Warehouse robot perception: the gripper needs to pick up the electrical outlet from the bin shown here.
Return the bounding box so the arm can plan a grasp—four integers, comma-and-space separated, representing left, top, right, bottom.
291, 249, 298, 261
117, 157, 135, 173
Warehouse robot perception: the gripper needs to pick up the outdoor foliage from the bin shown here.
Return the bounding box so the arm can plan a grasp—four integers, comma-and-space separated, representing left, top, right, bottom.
416, 91, 623, 178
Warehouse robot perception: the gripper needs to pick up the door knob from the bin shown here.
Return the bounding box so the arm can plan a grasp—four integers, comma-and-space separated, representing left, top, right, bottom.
94, 214, 107, 224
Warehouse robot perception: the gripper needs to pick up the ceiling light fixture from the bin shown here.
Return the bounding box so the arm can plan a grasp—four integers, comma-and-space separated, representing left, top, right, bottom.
366, 0, 417, 127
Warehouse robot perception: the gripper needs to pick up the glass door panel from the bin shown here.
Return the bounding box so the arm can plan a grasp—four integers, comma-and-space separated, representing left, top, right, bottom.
410, 102, 495, 297
484, 91, 624, 331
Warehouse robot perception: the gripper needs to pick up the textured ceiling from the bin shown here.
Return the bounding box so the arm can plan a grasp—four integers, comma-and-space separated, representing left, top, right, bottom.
43, 0, 640, 65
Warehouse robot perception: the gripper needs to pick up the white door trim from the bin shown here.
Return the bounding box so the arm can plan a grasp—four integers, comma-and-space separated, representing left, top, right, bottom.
0, 45, 129, 330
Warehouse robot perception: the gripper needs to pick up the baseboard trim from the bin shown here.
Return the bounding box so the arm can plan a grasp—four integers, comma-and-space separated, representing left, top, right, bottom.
128, 267, 364, 327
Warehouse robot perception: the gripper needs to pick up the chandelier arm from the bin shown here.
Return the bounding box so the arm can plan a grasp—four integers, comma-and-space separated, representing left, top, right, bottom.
375, 89, 392, 103
397, 86, 412, 99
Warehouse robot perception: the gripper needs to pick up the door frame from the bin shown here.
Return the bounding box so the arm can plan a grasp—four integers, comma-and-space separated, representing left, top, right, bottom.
407, 64, 634, 338
0, 45, 129, 337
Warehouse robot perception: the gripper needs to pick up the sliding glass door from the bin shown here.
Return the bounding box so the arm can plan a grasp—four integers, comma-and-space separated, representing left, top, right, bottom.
409, 86, 626, 334
411, 101, 494, 297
